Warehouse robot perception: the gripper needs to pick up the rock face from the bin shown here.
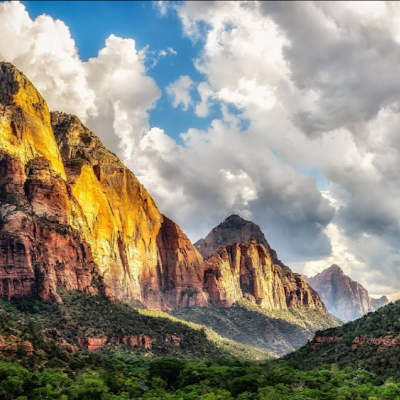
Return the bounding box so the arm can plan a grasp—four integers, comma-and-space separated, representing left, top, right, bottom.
0, 63, 106, 303
203, 239, 326, 312
195, 215, 288, 270
51, 112, 204, 309
307, 265, 388, 321
156, 216, 206, 309
77, 335, 153, 351
0, 62, 205, 309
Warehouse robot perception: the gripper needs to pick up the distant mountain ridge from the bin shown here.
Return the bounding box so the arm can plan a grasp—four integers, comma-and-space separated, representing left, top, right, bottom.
307, 264, 388, 321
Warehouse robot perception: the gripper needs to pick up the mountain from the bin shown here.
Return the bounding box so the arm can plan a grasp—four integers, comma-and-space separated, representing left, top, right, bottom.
196, 215, 325, 312
0, 62, 205, 310
307, 264, 388, 320
51, 111, 206, 310
0, 62, 327, 316
195, 214, 288, 270
203, 239, 325, 312
0, 62, 340, 357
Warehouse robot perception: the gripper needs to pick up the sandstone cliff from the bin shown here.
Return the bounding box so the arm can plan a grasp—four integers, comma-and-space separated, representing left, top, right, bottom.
307, 264, 388, 321
0, 62, 206, 309
51, 111, 205, 309
203, 239, 326, 312
0, 63, 106, 302
195, 215, 288, 270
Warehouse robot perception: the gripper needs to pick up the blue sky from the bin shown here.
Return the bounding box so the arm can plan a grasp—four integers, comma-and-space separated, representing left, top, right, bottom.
22, 1, 219, 143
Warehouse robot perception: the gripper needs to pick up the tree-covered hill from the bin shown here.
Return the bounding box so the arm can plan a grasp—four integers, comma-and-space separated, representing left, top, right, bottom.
0, 287, 269, 361
3, 293, 400, 399
286, 300, 400, 381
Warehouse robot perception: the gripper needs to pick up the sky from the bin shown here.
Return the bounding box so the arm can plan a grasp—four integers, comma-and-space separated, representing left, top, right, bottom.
0, 1, 400, 298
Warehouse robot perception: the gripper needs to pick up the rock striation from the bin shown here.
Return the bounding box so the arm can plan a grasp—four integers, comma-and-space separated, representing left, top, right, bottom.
0, 62, 206, 309
203, 239, 326, 312
0, 63, 106, 302
307, 264, 388, 321
51, 111, 205, 309
195, 215, 289, 270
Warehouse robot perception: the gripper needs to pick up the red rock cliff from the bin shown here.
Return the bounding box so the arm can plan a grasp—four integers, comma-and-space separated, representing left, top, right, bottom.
0, 63, 106, 302
0, 62, 205, 309
195, 215, 289, 270
307, 264, 388, 321
203, 240, 326, 313
51, 112, 205, 309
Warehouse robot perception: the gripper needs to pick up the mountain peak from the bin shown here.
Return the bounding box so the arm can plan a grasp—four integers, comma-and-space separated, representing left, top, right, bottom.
194, 214, 291, 271
194, 215, 271, 259
327, 264, 344, 273
223, 214, 247, 224
308, 264, 388, 320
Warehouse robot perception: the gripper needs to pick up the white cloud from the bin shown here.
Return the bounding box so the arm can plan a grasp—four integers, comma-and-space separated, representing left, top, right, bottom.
0, 1, 160, 162
166, 1, 400, 296
153, 1, 169, 18
166, 75, 195, 111
167, 47, 177, 55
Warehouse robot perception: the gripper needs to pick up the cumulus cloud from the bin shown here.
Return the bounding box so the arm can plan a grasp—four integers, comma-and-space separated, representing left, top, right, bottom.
166, 75, 195, 111
137, 111, 333, 257
0, 1, 160, 161
167, 1, 400, 294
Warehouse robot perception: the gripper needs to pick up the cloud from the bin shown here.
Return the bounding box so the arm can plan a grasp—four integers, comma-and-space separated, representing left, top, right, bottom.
153, 1, 169, 18
168, 1, 400, 295
0, 1, 160, 162
137, 112, 333, 258
166, 75, 195, 111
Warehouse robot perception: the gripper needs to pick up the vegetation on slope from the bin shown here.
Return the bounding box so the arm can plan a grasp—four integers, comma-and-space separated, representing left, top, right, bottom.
171, 298, 339, 356
286, 301, 400, 381
0, 288, 269, 360
2, 294, 400, 399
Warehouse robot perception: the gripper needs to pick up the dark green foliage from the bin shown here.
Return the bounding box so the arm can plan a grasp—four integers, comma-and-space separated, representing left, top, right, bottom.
1, 294, 400, 399
0, 288, 269, 360
285, 300, 400, 382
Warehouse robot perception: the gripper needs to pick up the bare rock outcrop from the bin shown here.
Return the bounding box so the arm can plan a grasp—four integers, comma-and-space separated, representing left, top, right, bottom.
307, 265, 388, 321
203, 240, 326, 312
195, 215, 288, 270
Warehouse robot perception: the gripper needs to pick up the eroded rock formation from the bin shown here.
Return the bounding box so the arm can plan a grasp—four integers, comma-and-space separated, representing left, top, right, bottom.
195, 214, 289, 270
77, 335, 153, 351
307, 265, 388, 321
0, 63, 106, 302
203, 239, 326, 312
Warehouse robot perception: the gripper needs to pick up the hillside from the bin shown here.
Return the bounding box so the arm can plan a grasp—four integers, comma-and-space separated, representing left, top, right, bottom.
0, 287, 269, 361
285, 300, 400, 381
172, 299, 340, 356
